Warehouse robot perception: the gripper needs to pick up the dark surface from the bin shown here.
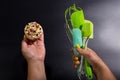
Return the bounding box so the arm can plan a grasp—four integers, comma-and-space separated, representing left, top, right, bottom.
0, 0, 120, 80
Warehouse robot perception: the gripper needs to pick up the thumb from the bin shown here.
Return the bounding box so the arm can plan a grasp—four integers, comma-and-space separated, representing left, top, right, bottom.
21, 39, 28, 51
76, 46, 92, 58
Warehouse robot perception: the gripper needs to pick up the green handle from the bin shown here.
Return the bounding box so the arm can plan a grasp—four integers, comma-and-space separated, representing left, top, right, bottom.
84, 58, 93, 80
82, 44, 93, 80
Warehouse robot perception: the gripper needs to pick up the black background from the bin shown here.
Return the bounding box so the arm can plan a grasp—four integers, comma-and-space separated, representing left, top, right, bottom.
0, 0, 120, 80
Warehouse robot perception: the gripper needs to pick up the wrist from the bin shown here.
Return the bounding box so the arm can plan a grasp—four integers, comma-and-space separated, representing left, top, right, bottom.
93, 60, 116, 80
27, 58, 46, 80
27, 59, 45, 64
92, 59, 106, 72
25, 54, 45, 63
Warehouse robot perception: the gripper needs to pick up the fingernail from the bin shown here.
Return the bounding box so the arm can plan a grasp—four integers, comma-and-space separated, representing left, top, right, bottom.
74, 65, 78, 69
76, 44, 80, 49
75, 61, 80, 65
73, 56, 79, 61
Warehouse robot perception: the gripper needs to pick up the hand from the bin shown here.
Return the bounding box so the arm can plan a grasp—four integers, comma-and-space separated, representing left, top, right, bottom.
21, 31, 46, 80
75, 47, 103, 69
73, 47, 105, 72
73, 47, 116, 80
21, 32, 45, 62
